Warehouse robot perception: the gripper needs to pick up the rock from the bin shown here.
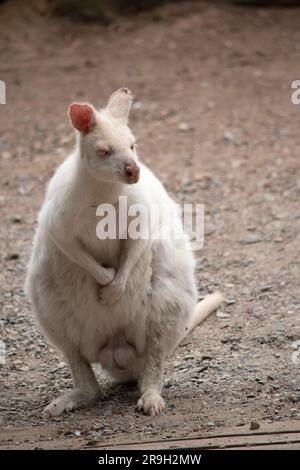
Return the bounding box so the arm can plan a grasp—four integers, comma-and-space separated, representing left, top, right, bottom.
292, 340, 300, 350
288, 394, 300, 403
216, 311, 231, 319
255, 378, 267, 385
2, 151, 13, 160
0, 138, 8, 150
250, 421, 260, 430
202, 355, 212, 361
241, 234, 263, 244
257, 284, 272, 293
183, 355, 194, 360
132, 100, 142, 110
223, 130, 235, 142
225, 298, 236, 305
198, 365, 209, 373
10, 215, 22, 224
5, 253, 20, 260
178, 122, 191, 132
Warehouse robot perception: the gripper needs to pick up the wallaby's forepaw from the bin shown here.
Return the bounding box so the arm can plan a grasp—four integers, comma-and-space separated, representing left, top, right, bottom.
98, 267, 116, 286
137, 391, 165, 416
99, 277, 125, 305
42, 389, 100, 418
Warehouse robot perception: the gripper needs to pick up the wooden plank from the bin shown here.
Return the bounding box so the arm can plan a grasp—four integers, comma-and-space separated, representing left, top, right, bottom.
93, 431, 300, 450
230, 443, 300, 450
1, 420, 300, 450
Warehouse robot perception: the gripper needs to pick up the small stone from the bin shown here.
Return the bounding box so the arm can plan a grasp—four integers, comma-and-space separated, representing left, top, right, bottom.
178, 122, 191, 132
202, 355, 212, 361
0, 138, 8, 150
10, 215, 22, 224
288, 394, 300, 404
255, 378, 267, 385
223, 130, 235, 142
250, 421, 260, 430
5, 253, 19, 260
241, 234, 263, 244
258, 284, 272, 293
216, 311, 231, 319
183, 355, 194, 360
2, 151, 12, 160
132, 100, 143, 110
292, 340, 300, 350
74, 430, 81, 437
194, 365, 209, 375
225, 298, 236, 306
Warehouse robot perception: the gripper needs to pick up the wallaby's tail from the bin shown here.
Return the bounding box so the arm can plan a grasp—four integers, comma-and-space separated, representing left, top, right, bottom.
187, 291, 224, 332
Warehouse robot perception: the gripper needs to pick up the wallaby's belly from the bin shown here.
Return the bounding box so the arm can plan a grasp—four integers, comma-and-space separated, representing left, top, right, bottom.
27, 234, 151, 365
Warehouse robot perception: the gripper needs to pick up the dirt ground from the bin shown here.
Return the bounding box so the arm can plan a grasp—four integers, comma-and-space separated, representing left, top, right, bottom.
0, 0, 300, 450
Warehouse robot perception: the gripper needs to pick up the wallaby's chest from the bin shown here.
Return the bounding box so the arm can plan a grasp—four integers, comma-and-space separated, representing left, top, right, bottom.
77, 203, 122, 268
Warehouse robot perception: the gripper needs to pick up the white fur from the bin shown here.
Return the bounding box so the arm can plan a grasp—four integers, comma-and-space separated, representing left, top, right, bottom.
26, 89, 222, 418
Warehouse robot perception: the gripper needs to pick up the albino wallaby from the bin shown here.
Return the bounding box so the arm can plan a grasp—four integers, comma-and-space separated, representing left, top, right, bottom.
26, 88, 223, 418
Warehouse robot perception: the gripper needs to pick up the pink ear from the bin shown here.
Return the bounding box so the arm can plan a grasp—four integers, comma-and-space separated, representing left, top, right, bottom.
68, 103, 95, 134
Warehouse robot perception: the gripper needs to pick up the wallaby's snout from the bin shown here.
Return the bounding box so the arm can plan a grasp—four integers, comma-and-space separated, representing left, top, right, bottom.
124, 159, 140, 184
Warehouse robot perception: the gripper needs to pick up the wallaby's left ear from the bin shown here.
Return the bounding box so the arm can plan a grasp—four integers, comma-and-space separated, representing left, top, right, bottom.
106, 88, 134, 122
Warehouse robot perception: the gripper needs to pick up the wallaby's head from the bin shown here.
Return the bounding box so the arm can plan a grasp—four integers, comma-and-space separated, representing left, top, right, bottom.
69, 88, 140, 184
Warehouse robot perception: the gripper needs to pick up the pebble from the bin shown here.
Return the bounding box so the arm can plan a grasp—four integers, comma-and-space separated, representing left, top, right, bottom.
216, 311, 231, 319
223, 131, 235, 142
0, 138, 8, 149
225, 298, 236, 305
241, 234, 263, 244
5, 253, 20, 260
178, 122, 191, 132
132, 100, 143, 110
288, 394, 300, 403
183, 355, 194, 360
10, 215, 22, 224
258, 284, 272, 293
292, 340, 300, 350
250, 421, 260, 430
202, 355, 212, 361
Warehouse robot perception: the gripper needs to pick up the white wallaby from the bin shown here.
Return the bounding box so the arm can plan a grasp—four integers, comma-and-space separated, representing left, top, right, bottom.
26, 88, 223, 418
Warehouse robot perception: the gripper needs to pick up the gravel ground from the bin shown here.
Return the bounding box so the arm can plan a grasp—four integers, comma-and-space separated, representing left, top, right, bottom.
0, 0, 300, 449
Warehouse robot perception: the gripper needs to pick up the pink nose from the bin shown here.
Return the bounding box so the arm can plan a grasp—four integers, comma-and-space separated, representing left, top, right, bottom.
124, 160, 140, 183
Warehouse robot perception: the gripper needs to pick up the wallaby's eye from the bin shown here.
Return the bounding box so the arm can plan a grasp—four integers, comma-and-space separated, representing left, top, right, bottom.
130, 143, 136, 151
97, 148, 111, 158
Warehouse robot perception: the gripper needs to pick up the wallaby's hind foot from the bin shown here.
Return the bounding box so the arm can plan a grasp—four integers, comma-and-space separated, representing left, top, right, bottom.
137, 390, 165, 416
42, 388, 101, 418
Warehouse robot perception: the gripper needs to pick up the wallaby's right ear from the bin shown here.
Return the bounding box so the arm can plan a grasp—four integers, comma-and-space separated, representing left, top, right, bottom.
106, 88, 133, 122
68, 103, 96, 134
